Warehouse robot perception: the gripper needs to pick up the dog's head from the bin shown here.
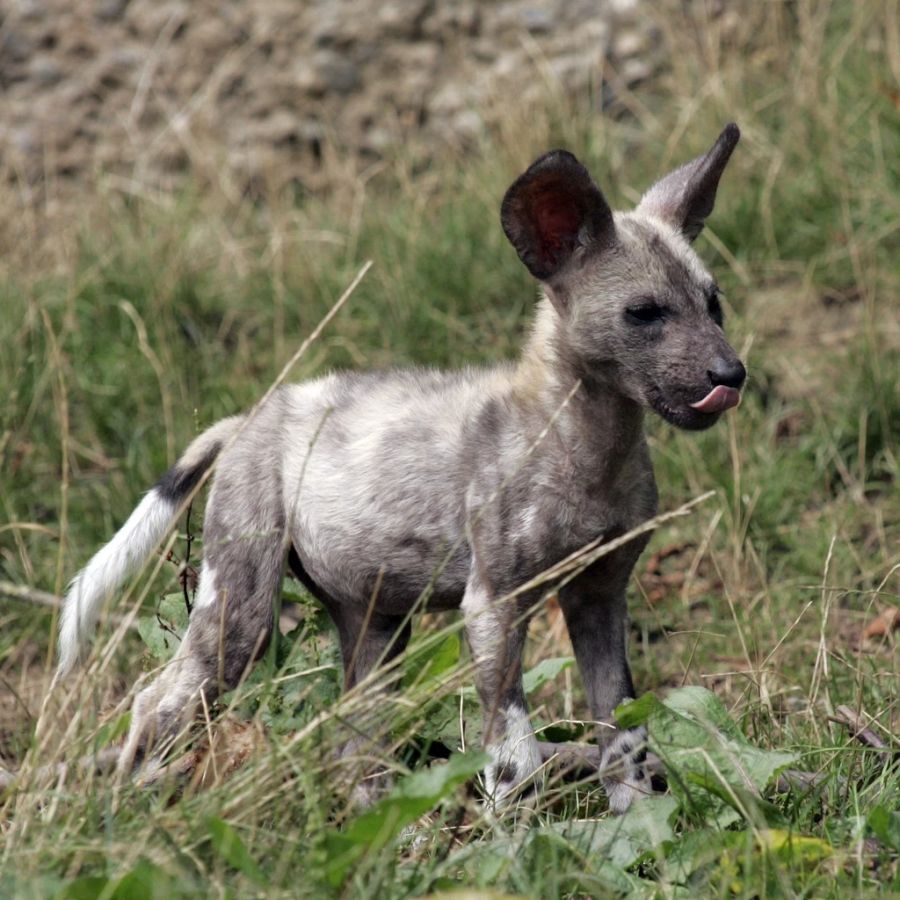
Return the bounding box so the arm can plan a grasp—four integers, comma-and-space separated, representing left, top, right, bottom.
502, 125, 745, 431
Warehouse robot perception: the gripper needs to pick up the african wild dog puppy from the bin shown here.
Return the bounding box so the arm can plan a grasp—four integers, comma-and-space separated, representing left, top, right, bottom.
58, 125, 745, 813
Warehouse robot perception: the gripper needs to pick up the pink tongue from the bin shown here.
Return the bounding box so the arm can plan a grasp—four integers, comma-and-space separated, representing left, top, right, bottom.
690, 385, 741, 414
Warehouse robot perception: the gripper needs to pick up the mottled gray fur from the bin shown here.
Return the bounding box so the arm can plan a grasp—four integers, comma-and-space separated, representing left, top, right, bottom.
61, 125, 746, 814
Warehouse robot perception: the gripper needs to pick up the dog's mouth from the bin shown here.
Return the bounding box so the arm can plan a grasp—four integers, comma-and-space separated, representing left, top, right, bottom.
649, 385, 742, 431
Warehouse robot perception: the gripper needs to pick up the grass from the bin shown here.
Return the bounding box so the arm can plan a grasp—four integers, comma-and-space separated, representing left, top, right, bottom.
1, 0, 898, 896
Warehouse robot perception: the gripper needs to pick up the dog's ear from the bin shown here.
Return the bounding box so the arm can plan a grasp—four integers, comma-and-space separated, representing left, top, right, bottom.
636, 123, 740, 241
501, 150, 615, 282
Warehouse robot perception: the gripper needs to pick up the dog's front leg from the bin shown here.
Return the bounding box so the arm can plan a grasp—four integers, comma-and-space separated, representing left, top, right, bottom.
558, 571, 653, 814
461, 568, 543, 807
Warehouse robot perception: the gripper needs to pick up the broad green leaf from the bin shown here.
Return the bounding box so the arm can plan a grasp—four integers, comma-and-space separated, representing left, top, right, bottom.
402, 633, 461, 688
550, 794, 677, 869
441, 830, 654, 897
757, 829, 833, 865
645, 686, 797, 822
663, 828, 749, 882
53, 861, 187, 900
534, 721, 586, 743
522, 829, 658, 896
868, 805, 900, 851
108, 860, 178, 900
137, 593, 190, 663
681, 771, 787, 827
614, 693, 662, 729
206, 817, 265, 885
93, 711, 131, 751
414, 694, 471, 749
457, 656, 574, 700
522, 656, 573, 695
281, 582, 315, 605
665, 827, 831, 886
53, 876, 110, 900
325, 751, 488, 885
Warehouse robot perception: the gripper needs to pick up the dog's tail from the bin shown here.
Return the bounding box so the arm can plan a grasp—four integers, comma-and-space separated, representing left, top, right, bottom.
57, 415, 245, 676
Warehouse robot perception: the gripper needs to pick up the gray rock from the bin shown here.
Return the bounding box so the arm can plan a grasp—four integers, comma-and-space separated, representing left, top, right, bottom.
95, 0, 131, 21
296, 50, 361, 96
377, 1, 430, 40
614, 29, 648, 60
520, 7, 555, 34
621, 57, 652, 85
30, 55, 63, 87
2, 30, 32, 64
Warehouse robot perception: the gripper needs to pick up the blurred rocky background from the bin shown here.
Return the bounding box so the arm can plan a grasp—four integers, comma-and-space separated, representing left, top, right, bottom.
0, 0, 665, 202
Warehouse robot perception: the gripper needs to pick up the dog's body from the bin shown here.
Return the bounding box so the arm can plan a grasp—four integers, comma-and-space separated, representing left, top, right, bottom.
58, 125, 745, 813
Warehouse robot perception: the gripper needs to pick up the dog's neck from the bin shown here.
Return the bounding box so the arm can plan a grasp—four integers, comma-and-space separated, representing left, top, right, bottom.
511, 296, 647, 486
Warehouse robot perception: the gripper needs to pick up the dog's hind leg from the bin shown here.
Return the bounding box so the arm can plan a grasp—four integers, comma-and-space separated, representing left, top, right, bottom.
119, 462, 287, 775
325, 601, 411, 805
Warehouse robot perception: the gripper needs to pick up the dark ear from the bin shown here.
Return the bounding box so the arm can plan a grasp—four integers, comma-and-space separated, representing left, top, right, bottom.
501, 150, 614, 282
636, 123, 740, 241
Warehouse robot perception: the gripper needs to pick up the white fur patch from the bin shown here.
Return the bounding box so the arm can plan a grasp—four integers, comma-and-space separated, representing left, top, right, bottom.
58, 489, 176, 675
192, 564, 219, 610
600, 727, 652, 814
485, 704, 543, 803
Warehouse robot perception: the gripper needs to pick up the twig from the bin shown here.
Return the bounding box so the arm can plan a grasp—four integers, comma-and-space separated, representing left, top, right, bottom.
0, 580, 139, 631
0, 748, 121, 793
181, 501, 195, 617
831, 704, 893, 764
0, 580, 62, 610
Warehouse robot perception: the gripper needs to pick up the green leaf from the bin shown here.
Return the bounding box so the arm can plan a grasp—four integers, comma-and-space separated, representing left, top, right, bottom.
441, 828, 656, 897
663, 828, 749, 882
664, 827, 832, 886
53, 861, 185, 900
402, 633, 461, 688
614, 693, 662, 729
550, 794, 678, 869
324, 751, 488, 886
681, 770, 786, 827
206, 817, 265, 885
522, 656, 574, 695
646, 686, 797, 824
108, 860, 178, 900
757, 829, 833, 865
868, 805, 900, 851
523, 828, 660, 896
137, 593, 190, 663
53, 876, 110, 900
93, 711, 131, 752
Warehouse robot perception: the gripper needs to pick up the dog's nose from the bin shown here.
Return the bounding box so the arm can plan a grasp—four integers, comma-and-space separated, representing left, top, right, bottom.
708, 357, 746, 389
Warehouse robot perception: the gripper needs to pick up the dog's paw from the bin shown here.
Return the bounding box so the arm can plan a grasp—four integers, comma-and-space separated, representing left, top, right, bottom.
600, 726, 653, 815
483, 705, 543, 809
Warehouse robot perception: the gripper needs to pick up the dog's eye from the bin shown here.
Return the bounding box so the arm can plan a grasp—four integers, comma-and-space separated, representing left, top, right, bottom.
707, 291, 724, 326
625, 302, 665, 325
